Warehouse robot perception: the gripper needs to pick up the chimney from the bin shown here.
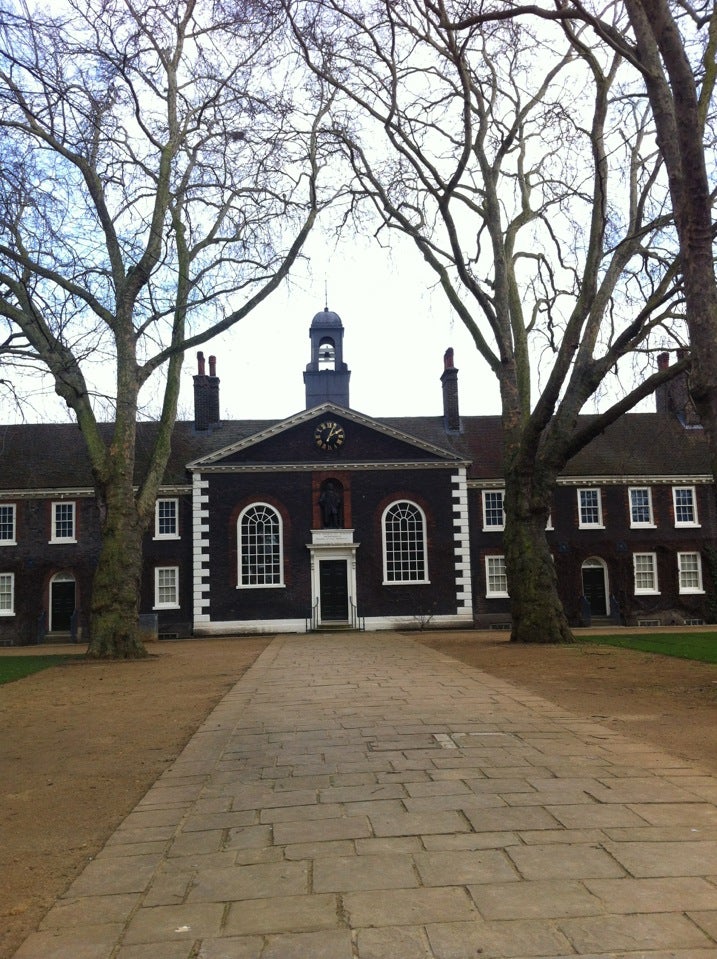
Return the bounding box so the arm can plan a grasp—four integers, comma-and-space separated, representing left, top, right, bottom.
193, 351, 220, 431
655, 352, 670, 413
655, 349, 699, 425
441, 347, 461, 433
207, 355, 220, 427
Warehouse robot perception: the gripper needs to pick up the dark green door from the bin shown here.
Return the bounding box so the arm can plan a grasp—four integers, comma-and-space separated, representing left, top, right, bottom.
582, 567, 607, 616
319, 560, 348, 621
51, 581, 75, 631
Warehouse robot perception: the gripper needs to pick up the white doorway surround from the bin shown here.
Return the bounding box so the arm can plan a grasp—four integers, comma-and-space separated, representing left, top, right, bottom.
307, 529, 359, 628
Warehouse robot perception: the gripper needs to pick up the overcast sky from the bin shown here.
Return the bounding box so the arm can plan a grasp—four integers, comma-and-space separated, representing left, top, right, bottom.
173, 230, 504, 424
7, 223, 659, 427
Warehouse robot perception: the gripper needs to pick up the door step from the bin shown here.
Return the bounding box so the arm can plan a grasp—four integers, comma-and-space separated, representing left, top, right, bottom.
42, 631, 74, 645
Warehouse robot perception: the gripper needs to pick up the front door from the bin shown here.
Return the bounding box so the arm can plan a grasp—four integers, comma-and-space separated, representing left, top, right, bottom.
319, 560, 349, 621
50, 577, 76, 631
582, 565, 607, 616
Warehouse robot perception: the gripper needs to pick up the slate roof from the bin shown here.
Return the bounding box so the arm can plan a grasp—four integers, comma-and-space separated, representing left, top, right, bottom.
560, 414, 711, 479
0, 411, 711, 494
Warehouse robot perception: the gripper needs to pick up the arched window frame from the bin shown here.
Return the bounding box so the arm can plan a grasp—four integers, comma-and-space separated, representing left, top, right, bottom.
382, 500, 429, 585
237, 503, 284, 589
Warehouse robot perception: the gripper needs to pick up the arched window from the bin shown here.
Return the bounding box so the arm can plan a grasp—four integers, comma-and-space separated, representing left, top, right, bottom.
238, 504, 283, 587
382, 500, 428, 584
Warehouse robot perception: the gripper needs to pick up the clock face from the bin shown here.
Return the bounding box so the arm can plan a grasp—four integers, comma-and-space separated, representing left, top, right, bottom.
314, 420, 346, 451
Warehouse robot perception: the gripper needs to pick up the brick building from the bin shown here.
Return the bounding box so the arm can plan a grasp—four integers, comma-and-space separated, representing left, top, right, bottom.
0, 308, 714, 644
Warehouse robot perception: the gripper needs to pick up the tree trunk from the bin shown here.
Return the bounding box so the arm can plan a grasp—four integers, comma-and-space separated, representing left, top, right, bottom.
623, 0, 717, 502
86, 474, 148, 659
503, 469, 575, 644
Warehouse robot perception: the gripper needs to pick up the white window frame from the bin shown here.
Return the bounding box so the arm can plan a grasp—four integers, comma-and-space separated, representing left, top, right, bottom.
633, 552, 660, 595
673, 486, 700, 527
0, 504, 16, 545
578, 488, 604, 529
485, 555, 509, 598
154, 566, 180, 609
50, 501, 76, 543
382, 500, 429, 585
238, 503, 284, 588
0, 572, 14, 615
154, 498, 179, 540
678, 552, 704, 594
629, 487, 655, 528
481, 489, 505, 531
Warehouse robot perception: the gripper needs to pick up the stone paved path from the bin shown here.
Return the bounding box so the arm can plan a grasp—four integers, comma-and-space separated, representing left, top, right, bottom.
14, 632, 717, 958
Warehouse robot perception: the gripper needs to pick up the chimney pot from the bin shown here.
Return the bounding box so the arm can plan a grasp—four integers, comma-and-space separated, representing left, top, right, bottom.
657, 352, 669, 371
440, 348, 460, 433
209, 355, 217, 377
197, 351, 206, 376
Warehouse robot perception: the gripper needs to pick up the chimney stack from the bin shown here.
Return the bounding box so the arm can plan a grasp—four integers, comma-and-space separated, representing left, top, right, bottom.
441, 348, 461, 433
194, 351, 221, 431
655, 349, 699, 424
656, 352, 670, 412
207, 355, 220, 426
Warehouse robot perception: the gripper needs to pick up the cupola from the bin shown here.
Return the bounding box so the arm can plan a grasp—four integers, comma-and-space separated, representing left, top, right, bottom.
304, 307, 351, 408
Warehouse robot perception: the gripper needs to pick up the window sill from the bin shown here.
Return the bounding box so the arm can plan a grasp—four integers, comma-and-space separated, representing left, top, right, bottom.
578, 524, 605, 531
0, 541, 17, 547
153, 604, 180, 611
49, 539, 77, 545
382, 579, 430, 586
634, 590, 661, 596
486, 592, 510, 599
679, 589, 705, 595
154, 535, 181, 541
0, 610, 16, 617
236, 583, 285, 590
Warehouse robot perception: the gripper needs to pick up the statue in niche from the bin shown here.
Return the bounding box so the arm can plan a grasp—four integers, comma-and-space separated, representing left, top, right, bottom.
319, 480, 343, 529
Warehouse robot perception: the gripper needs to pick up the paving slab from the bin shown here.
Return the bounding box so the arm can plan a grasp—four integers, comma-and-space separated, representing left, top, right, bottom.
14, 631, 717, 958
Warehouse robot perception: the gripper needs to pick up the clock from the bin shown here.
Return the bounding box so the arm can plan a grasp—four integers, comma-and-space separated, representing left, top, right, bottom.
314, 420, 346, 451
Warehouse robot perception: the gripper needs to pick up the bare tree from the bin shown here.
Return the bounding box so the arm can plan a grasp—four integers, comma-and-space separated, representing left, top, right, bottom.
590, 0, 717, 483
437, 0, 717, 487
0, 0, 330, 657
288, 0, 688, 642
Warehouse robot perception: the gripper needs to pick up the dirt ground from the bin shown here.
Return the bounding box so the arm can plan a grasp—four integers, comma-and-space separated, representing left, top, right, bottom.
1, 630, 716, 959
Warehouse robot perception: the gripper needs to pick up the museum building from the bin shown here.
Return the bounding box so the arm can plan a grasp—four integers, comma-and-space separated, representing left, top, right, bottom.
0, 308, 715, 645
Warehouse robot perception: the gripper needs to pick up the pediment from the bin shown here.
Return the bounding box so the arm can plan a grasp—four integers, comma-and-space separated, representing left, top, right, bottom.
187, 404, 467, 471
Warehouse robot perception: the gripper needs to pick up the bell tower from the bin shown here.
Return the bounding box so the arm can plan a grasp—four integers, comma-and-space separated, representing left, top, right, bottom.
304, 307, 351, 408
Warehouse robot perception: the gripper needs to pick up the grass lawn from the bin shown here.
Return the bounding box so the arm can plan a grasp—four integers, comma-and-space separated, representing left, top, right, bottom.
582, 631, 717, 664
0, 655, 82, 686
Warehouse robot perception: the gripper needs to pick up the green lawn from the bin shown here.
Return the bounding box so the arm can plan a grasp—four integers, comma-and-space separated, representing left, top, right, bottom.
582, 631, 717, 664
0, 655, 81, 686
